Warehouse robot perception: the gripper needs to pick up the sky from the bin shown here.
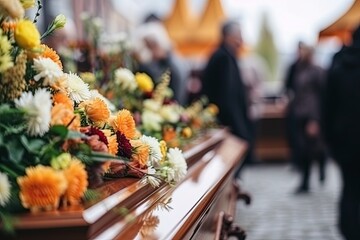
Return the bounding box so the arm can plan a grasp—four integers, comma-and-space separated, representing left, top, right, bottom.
113, 0, 354, 52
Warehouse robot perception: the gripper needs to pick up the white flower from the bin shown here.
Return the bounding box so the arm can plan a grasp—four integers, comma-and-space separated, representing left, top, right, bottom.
159, 105, 181, 123
90, 90, 116, 112
141, 110, 163, 132
167, 148, 187, 183
140, 135, 162, 165
65, 72, 91, 103
15, 89, 52, 136
0, 172, 11, 207
161, 166, 175, 183
143, 99, 161, 112
141, 167, 161, 188
33, 57, 63, 86
114, 68, 137, 91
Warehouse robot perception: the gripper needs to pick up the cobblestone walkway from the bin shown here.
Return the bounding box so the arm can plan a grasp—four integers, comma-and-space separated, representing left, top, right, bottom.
235, 161, 343, 240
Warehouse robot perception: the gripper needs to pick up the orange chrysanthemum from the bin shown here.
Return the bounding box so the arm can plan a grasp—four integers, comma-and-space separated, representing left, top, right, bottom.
53, 92, 73, 110
82, 98, 110, 125
103, 129, 118, 155
63, 160, 88, 206
17, 165, 67, 212
1, 21, 17, 32
130, 140, 150, 168
109, 109, 136, 139
162, 126, 179, 148
40, 44, 63, 69
51, 103, 80, 131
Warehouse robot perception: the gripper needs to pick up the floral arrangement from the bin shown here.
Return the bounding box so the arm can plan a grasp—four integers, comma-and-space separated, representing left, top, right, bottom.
0, 0, 187, 230
107, 68, 219, 147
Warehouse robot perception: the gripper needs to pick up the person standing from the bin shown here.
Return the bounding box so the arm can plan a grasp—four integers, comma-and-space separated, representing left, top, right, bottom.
285, 44, 327, 193
202, 21, 251, 176
323, 26, 360, 240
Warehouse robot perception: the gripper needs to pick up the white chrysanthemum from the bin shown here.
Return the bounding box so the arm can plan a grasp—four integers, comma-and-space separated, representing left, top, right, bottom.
140, 135, 162, 165
141, 167, 161, 188
0, 172, 11, 207
90, 89, 116, 112
143, 99, 161, 112
159, 105, 181, 123
114, 67, 137, 91
33, 57, 63, 86
15, 89, 52, 136
167, 148, 187, 183
65, 72, 91, 103
141, 110, 163, 132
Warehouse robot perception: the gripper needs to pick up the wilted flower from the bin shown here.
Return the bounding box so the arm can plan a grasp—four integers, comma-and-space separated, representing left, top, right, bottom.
33, 57, 63, 86
17, 165, 67, 212
14, 19, 40, 49
114, 67, 137, 92
135, 72, 154, 92
65, 72, 91, 103
0, 172, 11, 207
15, 89, 52, 136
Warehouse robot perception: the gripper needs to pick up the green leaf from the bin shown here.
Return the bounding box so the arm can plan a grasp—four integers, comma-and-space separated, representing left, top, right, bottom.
67, 130, 86, 140
20, 136, 46, 154
49, 125, 69, 139
5, 139, 24, 163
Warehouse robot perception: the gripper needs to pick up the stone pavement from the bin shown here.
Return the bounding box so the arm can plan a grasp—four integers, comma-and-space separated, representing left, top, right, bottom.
235, 161, 343, 240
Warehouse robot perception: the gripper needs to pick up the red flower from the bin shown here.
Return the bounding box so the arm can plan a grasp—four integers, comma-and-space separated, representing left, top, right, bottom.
82, 126, 108, 146
116, 131, 132, 159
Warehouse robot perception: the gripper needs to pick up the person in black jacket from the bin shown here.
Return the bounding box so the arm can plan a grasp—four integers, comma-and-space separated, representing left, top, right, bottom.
323, 26, 360, 240
202, 21, 251, 176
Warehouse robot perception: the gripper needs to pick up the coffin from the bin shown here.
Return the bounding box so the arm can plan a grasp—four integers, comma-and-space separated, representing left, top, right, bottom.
1, 128, 248, 240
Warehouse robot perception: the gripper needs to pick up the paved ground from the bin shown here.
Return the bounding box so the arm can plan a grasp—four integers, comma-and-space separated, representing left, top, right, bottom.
235, 161, 343, 240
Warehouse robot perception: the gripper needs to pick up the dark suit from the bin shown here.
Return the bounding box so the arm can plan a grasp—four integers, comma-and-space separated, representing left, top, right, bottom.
202, 43, 251, 172
323, 45, 360, 240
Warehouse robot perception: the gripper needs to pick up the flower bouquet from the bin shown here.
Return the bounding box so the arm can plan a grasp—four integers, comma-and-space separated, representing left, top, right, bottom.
0, 0, 187, 232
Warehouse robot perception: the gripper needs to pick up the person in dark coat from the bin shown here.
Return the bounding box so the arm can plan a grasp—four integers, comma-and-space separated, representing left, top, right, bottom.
202, 21, 251, 176
323, 26, 360, 240
285, 44, 327, 193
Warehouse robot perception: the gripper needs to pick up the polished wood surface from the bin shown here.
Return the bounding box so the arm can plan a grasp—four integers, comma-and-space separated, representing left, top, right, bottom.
1, 129, 247, 240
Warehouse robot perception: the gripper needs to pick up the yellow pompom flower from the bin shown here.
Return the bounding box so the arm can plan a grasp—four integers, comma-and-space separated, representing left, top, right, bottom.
15, 19, 40, 50
109, 109, 136, 139
135, 72, 154, 92
17, 165, 67, 212
63, 159, 88, 206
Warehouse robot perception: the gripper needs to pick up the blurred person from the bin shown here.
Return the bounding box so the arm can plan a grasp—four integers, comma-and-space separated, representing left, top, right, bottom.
285, 43, 326, 193
202, 20, 251, 177
323, 26, 360, 240
135, 21, 189, 105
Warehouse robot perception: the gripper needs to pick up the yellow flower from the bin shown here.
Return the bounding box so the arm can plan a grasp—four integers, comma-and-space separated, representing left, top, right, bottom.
135, 72, 154, 92
51, 153, 72, 170
15, 20, 40, 50
20, 0, 35, 9
181, 127, 192, 138
40, 44, 63, 69
109, 109, 136, 139
159, 140, 167, 162
63, 159, 88, 206
0, 0, 24, 19
131, 139, 150, 168
0, 31, 14, 73
17, 165, 67, 212
103, 129, 118, 155
81, 98, 110, 125
206, 104, 219, 116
